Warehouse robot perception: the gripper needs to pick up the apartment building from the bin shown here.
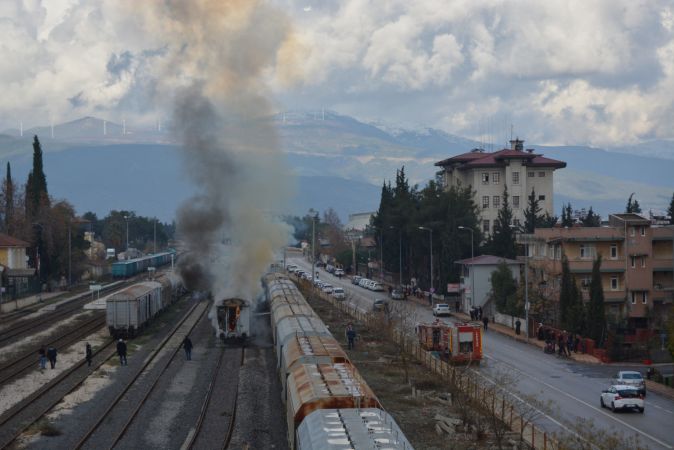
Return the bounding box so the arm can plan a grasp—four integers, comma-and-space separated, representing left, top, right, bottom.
526, 214, 674, 329
435, 139, 566, 235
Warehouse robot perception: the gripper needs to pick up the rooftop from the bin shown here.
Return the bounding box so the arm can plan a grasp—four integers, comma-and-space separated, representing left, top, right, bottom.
435, 139, 566, 170
0, 233, 29, 248
455, 255, 521, 266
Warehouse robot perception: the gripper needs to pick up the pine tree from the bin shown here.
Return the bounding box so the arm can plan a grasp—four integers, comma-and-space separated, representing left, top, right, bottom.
559, 254, 574, 329
582, 206, 600, 227
25, 135, 49, 219
523, 188, 542, 233
586, 255, 607, 345
626, 193, 642, 214
539, 212, 558, 228
490, 261, 518, 314
667, 192, 674, 225
488, 185, 516, 259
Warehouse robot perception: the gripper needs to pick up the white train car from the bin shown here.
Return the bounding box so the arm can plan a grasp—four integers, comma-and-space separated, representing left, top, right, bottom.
106, 281, 163, 338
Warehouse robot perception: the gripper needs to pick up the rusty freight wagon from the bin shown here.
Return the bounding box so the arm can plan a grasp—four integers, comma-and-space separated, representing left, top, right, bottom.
417, 320, 483, 364
286, 362, 380, 449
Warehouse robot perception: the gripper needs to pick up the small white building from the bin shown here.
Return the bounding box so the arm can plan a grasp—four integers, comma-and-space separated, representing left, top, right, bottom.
455, 255, 522, 314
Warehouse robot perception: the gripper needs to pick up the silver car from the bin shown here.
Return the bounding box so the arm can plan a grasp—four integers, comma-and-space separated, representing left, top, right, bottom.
613, 371, 646, 395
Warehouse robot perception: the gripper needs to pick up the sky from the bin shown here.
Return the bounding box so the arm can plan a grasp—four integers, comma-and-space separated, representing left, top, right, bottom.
1, 0, 674, 148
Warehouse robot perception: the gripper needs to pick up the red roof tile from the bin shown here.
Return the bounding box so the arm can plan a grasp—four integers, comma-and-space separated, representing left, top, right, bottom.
0, 233, 29, 247
436, 148, 566, 169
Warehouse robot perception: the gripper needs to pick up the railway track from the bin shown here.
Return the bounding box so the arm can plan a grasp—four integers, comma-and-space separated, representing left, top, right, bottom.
0, 338, 117, 449
182, 346, 244, 450
74, 299, 210, 450
0, 281, 126, 347
0, 312, 106, 386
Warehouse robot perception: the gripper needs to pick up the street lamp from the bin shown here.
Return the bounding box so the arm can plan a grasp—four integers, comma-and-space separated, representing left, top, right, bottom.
418, 226, 433, 302
379, 231, 384, 280
308, 209, 319, 290
389, 226, 402, 288
124, 215, 130, 254
153, 217, 157, 254
458, 226, 475, 311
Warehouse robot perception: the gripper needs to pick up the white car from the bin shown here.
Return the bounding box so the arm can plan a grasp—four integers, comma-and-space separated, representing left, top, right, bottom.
600, 385, 644, 413
286, 265, 298, 273
613, 371, 646, 395
370, 282, 384, 292
321, 284, 334, 294
332, 287, 346, 299
334, 268, 345, 277
433, 304, 451, 316
358, 279, 370, 288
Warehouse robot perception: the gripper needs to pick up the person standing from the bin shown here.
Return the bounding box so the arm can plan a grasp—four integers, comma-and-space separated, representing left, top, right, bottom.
47, 346, 57, 369
346, 324, 356, 350
183, 336, 193, 361
117, 339, 128, 366
515, 319, 521, 335
482, 316, 489, 331
38, 345, 47, 370
85, 343, 93, 367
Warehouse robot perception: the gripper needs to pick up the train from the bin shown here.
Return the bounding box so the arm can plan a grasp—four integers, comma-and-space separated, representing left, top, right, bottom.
263, 272, 414, 450
216, 297, 250, 343
416, 319, 483, 364
111, 250, 177, 278
106, 272, 185, 338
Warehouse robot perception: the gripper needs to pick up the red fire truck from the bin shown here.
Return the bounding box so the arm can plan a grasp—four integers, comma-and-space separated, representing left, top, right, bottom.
416, 320, 482, 364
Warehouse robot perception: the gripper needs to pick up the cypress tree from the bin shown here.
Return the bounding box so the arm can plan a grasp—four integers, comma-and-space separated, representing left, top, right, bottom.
586, 255, 606, 344
523, 188, 542, 233
582, 207, 601, 227
626, 193, 642, 214
667, 192, 674, 225
559, 254, 573, 329
3, 162, 14, 233
489, 185, 516, 259
26, 135, 49, 218
561, 203, 574, 227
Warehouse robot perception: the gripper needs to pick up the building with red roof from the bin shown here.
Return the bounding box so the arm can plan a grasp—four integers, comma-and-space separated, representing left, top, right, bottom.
435, 139, 566, 235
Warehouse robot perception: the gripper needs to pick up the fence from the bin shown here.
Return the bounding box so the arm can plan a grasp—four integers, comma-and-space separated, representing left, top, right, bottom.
302, 279, 557, 450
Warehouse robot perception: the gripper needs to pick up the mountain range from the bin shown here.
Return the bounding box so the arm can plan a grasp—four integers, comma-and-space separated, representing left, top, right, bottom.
1, 113, 673, 223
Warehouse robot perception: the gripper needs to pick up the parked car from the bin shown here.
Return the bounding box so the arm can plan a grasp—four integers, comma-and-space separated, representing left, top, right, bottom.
432, 304, 451, 317
351, 276, 362, 285
326, 264, 335, 273
334, 268, 345, 277
600, 385, 644, 413
613, 371, 646, 395
372, 299, 389, 311
391, 289, 404, 300
321, 284, 334, 294
286, 265, 298, 273
371, 282, 384, 292
358, 279, 370, 288
332, 287, 346, 300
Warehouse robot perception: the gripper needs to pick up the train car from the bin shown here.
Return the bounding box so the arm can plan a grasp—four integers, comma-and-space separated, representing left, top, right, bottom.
286, 362, 380, 450
216, 298, 249, 343
156, 272, 184, 306
106, 281, 163, 338
274, 315, 332, 367
111, 250, 177, 278
417, 320, 482, 364
296, 408, 413, 450
280, 334, 347, 397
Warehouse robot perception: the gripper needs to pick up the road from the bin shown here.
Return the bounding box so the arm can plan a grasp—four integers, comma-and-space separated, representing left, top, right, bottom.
289, 256, 674, 449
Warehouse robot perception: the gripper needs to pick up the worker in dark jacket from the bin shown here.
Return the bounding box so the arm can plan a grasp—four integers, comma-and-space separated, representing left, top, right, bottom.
38, 345, 47, 370
183, 336, 193, 360
346, 324, 356, 350
85, 343, 93, 367
47, 346, 58, 369
117, 339, 128, 366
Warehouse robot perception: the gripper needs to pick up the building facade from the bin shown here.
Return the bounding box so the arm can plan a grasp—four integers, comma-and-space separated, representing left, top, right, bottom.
456, 255, 522, 314
526, 214, 674, 329
435, 139, 566, 235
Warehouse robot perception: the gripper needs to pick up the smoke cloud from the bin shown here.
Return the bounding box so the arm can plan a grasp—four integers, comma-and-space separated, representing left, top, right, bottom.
134, 0, 298, 334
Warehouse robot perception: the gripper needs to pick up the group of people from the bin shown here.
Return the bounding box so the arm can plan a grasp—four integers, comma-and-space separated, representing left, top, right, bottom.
538, 324, 583, 357
38, 335, 195, 372
469, 306, 490, 330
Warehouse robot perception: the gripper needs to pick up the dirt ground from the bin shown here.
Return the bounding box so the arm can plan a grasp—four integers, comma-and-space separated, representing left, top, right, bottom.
303, 289, 525, 450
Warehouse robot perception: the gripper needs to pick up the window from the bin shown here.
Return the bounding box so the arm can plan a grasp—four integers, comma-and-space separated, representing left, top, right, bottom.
581, 277, 591, 289
610, 244, 618, 259
482, 173, 489, 184
641, 257, 646, 268
538, 195, 546, 201
528, 171, 535, 178
512, 171, 520, 184
631, 292, 637, 304
630, 227, 635, 237
580, 244, 595, 259
482, 220, 490, 233
513, 196, 520, 208
610, 276, 618, 290
493, 195, 500, 208
631, 256, 636, 268
640, 226, 645, 236
482, 196, 490, 208
538, 171, 546, 177
492, 172, 500, 184
642, 292, 648, 304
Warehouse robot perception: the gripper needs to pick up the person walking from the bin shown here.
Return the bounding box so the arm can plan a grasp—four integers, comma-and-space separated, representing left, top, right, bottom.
38, 345, 47, 371
116, 339, 128, 366
482, 316, 489, 331
183, 336, 193, 361
478, 307, 483, 320
47, 346, 57, 369
85, 343, 93, 367
346, 324, 356, 350
515, 319, 521, 336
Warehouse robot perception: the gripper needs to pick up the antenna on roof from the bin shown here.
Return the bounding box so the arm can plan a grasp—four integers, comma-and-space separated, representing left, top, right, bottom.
510, 124, 513, 142
19, 121, 23, 137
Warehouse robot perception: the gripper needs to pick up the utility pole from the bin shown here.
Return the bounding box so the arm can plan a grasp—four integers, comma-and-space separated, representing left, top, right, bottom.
153, 218, 157, 254
68, 221, 71, 289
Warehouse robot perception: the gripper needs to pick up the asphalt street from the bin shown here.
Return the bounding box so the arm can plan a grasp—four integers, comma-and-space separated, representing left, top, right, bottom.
288, 256, 674, 450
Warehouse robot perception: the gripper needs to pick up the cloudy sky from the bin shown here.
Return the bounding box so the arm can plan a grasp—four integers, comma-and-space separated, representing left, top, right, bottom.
1, 0, 673, 148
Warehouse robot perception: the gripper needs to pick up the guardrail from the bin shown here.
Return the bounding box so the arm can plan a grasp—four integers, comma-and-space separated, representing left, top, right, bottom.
302, 277, 556, 450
